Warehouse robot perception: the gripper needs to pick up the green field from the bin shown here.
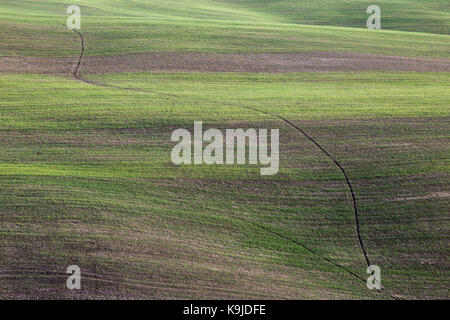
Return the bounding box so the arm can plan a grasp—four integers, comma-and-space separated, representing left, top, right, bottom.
1, 0, 450, 57
0, 0, 449, 299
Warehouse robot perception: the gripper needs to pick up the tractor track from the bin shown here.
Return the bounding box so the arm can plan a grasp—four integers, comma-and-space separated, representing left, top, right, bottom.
67, 29, 396, 299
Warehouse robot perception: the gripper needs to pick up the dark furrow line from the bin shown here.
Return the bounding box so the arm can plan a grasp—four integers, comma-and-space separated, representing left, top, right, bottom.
280, 116, 371, 266
238, 105, 371, 266
70, 29, 397, 299
72, 29, 109, 86
72, 29, 83, 77
247, 218, 398, 300
71, 29, 151, 181
238, 108, 388, 296
72, 29, 157, 93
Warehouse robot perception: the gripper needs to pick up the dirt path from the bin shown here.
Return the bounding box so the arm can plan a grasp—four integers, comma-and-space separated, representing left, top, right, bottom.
2, 52, 449, 75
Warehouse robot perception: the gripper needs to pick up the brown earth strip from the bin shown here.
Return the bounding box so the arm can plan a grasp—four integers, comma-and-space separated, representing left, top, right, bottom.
1, 52, 449, 75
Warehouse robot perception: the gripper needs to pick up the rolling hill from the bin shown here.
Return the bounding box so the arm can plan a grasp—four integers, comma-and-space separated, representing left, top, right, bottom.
0, 0, 449, 299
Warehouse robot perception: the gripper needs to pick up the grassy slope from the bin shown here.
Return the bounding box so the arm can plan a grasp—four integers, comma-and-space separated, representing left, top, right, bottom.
216, 0, 450, 34
0, 72, 448, 298
0, 0, 449, 57
0, 0, 449, 299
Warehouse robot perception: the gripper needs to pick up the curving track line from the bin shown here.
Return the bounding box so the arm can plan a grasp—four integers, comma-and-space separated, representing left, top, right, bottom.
281, 116, 370, 266
69, 29, 396, 299
72, 29, 171, 95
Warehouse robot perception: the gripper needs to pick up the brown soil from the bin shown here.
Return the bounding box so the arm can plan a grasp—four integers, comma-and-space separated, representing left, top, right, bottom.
1, 52, 449, 75
0, 57, 74, 75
